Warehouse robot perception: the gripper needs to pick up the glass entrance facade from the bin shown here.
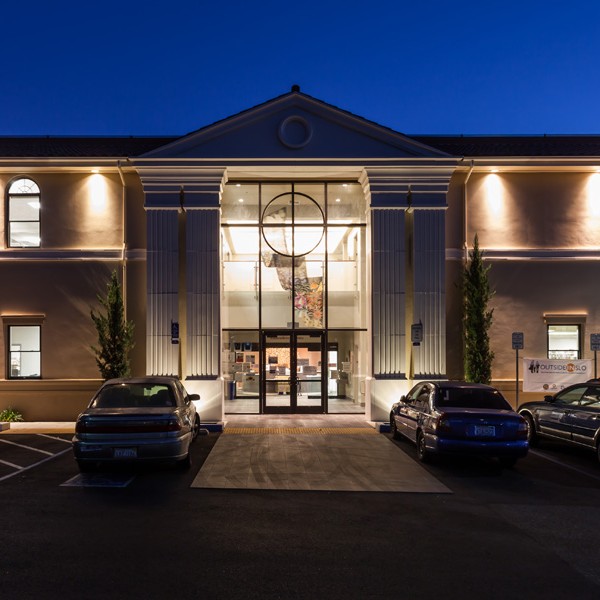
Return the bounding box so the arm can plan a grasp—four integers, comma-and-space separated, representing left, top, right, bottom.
222, 182, 368, 414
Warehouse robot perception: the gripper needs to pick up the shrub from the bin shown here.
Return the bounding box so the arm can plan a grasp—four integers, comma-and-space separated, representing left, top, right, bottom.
0, 407, 24, 422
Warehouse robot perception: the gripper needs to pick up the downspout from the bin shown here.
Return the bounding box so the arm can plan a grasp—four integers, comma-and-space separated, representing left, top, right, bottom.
117, 160, 127, 319
463, 159, 475, 260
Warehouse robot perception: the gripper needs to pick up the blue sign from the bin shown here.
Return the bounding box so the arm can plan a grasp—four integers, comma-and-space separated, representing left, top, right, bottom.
171, 321, 179, 345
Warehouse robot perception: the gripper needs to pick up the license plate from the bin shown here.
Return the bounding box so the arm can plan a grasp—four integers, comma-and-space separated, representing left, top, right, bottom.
472, 425, 495, 437
113, 447, 137, 458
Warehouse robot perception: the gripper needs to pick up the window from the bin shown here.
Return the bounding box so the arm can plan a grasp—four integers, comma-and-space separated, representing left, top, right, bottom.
547, 325, 580, 360
9, 325, 41, 378
7, 178, 41, 247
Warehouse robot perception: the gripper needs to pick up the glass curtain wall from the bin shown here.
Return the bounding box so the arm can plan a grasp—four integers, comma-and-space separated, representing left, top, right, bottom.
222, 182, 367, 414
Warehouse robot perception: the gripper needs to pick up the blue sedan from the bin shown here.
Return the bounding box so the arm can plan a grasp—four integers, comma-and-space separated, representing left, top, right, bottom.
390, 381, 529, 467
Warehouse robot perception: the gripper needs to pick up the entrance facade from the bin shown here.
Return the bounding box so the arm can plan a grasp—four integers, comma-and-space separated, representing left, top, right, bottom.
222, 181, 368, 415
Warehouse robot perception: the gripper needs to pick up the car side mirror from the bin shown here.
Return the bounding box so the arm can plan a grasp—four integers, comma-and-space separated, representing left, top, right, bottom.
189, 393, 200, 401
543, 395, 554, 403
399, 395, 407, 403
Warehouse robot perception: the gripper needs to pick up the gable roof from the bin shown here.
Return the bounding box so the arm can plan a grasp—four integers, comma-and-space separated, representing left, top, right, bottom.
138, 88, 450, 160
0, 88, 599, 159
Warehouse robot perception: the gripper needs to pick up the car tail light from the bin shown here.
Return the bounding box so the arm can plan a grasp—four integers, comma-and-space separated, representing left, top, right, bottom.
76, 417, 182, 434
433, 413, 453, 433
516, 418, 528, 440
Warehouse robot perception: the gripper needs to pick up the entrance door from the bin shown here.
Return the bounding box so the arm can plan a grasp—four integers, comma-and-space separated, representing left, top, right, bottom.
262, 331, 325, 413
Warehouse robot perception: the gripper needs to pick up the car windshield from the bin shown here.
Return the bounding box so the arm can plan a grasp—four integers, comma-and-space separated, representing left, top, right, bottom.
435, 387, 512, 410
91, 384, 176, 408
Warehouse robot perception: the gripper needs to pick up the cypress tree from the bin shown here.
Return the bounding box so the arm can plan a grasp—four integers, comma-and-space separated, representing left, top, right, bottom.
91, 270, 135, 380
463, 234, 494, 384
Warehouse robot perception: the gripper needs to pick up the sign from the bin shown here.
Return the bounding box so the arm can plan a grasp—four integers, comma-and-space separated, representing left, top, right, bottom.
171, 321, 179, 345
411, 323, 423, 346
522, 357, 593, 392
591, 333, 600, 352
512, 332, 524, 350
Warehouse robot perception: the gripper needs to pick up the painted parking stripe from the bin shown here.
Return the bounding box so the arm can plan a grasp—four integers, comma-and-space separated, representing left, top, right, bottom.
0, 438, 54, 455
529, 449, 600, 482
0, 447, 72, 483
0, 458, 23, 469
61, 473, 135, 488
38, 433, 72, 444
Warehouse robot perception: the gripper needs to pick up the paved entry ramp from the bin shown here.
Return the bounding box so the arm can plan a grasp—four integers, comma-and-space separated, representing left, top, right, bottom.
191, 427, 450, 493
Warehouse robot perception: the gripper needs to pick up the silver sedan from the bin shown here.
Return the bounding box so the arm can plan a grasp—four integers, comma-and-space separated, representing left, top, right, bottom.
72, 376, 200, 471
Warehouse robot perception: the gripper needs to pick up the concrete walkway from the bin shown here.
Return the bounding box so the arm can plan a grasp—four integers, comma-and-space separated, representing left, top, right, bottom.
192, 414, 451, 493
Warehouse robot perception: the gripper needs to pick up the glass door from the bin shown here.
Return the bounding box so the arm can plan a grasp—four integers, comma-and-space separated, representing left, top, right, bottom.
262, 331, 325, 413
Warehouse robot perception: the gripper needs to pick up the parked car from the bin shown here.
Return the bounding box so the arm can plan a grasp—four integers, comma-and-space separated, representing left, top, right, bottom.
389, 381, 529, 467
518, 381, 600, 463
72, 376, 200, 471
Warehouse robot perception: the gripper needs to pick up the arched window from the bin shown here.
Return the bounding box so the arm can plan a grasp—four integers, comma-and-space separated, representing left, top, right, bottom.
8, 178, 41, 247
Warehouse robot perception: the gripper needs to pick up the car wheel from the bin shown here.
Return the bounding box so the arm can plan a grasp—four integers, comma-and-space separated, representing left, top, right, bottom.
523, 414, 539, 447
390, 414, 401, 440
192, 416, 200, 441
416, 431, 430, 463
499, 457, 518, 469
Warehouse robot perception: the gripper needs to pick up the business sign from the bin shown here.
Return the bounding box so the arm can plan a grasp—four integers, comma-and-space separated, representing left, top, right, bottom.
522, 357, 592, 392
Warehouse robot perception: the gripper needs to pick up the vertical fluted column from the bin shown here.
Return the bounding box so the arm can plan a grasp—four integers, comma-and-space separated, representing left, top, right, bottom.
186, 209, 220, 378
146, 209, 179, 375
372, 209, 406, 377
412, 209, 446, 377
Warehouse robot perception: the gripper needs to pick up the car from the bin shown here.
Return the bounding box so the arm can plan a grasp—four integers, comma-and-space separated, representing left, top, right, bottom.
518, 381, 600, 463
389, 381, 529, 467
72, 376, 201, 471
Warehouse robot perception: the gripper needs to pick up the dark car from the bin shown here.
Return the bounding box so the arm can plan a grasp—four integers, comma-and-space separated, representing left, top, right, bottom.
72, 376, 201, 471
518, 381, 600, 463
390, 381, 529, 467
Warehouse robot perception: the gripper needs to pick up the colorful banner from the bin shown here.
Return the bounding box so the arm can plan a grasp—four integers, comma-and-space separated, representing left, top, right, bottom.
522, 358, 593, 393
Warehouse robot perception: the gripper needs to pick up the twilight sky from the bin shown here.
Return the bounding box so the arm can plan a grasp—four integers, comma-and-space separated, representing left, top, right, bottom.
1, 0, 599, 136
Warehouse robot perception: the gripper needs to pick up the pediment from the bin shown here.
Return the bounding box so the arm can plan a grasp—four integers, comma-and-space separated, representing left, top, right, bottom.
141, 90, 451, 160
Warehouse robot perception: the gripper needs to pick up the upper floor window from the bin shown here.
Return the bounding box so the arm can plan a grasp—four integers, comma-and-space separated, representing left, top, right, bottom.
547, 324, 580, 360
8, 178, 41, 247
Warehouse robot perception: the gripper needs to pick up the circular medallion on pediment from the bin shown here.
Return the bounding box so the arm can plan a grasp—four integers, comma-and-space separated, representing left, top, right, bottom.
278, 115, 313, 149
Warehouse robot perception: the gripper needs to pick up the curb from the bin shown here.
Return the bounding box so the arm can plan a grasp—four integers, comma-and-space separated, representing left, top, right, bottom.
0, 422, 9, 432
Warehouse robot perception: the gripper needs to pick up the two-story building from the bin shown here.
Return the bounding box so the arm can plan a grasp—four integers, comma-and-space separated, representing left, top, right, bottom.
2, 87, 599, 422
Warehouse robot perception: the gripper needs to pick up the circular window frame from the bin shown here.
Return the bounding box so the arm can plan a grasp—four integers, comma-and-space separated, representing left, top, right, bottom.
261, 191, 325, 258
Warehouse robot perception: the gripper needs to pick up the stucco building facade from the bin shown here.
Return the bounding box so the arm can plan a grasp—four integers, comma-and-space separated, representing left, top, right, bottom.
2, 88, 599, 421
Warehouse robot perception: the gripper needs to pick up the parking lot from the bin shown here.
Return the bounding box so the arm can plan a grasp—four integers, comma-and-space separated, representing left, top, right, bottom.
0, 433, 72, 483
1, 425, 600, 599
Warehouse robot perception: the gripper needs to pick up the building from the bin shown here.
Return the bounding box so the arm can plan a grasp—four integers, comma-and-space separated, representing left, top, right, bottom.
2, 87, 599, 422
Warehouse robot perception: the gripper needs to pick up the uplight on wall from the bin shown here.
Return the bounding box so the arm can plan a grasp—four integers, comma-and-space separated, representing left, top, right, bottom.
89, 173, 108, 214
586, 172, 600, 217
484, 173, 504, 217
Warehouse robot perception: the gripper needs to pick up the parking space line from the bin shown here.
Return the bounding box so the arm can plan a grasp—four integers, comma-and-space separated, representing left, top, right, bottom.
529, 449, 600, 482
0, 458, 24, 469
0, 447, 72, 483
38, 434, 72, 444
0, 438, 54, 455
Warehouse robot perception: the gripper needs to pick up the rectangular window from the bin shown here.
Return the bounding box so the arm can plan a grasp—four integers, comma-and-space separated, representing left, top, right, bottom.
547, 324, 580, 360
9, 196, 40, 247
9, 325, 41, 378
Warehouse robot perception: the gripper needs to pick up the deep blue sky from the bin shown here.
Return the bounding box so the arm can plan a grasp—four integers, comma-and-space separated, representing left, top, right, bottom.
2, 0, 599, 136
